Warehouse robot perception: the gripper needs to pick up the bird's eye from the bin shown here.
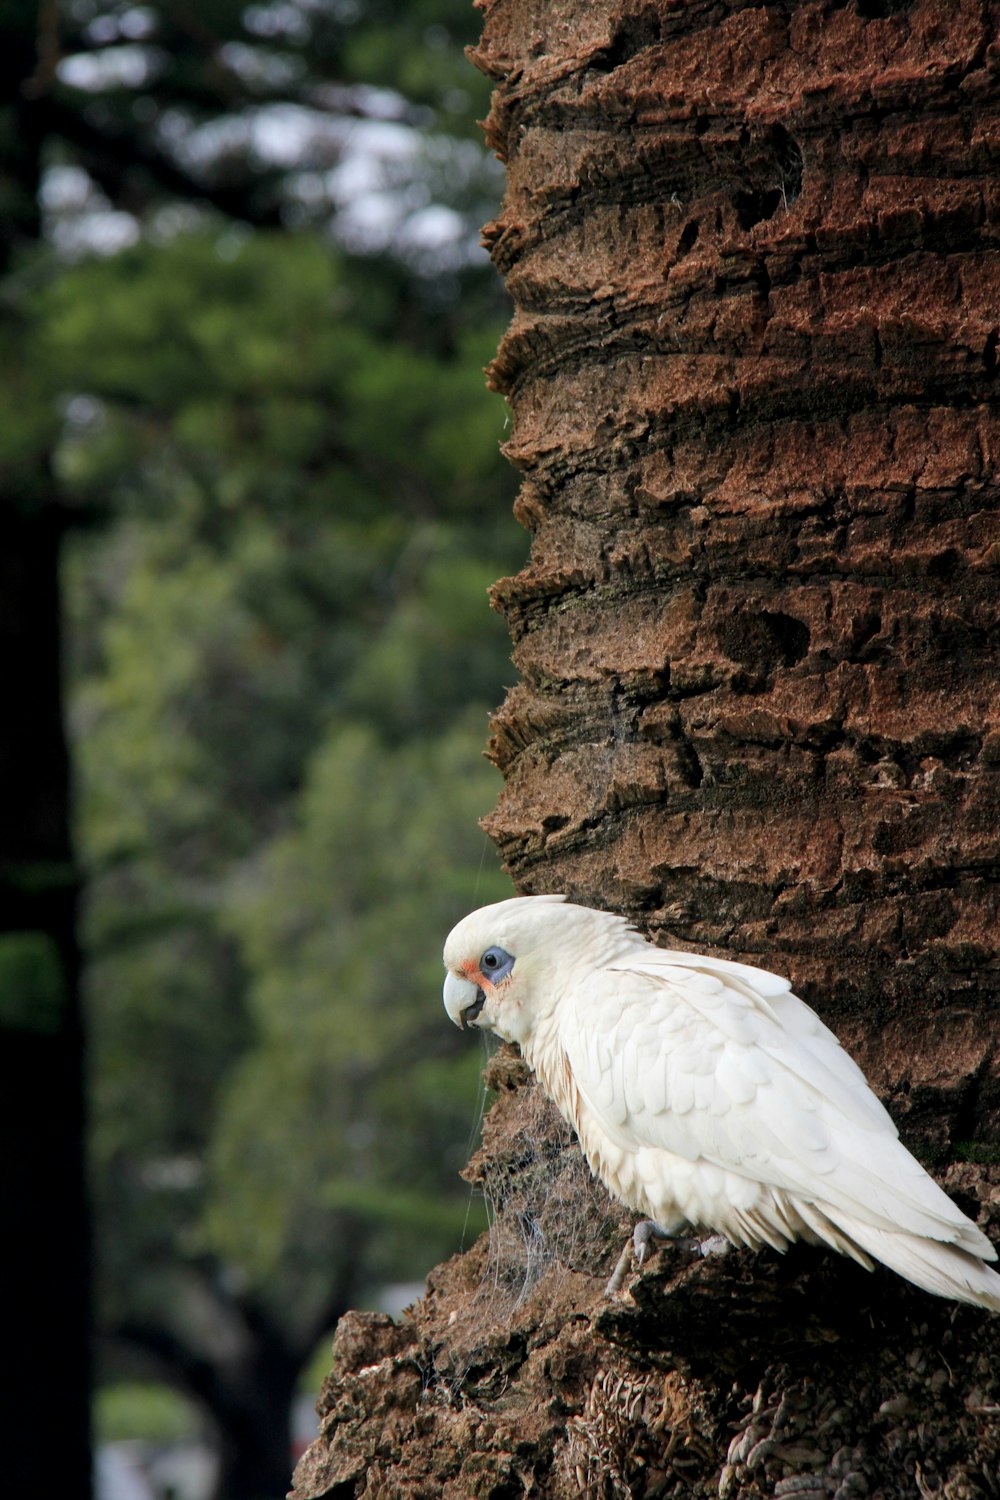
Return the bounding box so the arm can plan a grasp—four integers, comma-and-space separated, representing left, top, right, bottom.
480, 945, 512, 976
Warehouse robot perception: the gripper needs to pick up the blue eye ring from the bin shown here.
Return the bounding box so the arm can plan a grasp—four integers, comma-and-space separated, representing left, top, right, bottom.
480, 945, 513, 977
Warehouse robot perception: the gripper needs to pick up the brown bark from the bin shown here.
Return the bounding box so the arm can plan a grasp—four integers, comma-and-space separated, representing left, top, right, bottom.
291, 2, 1000, 1496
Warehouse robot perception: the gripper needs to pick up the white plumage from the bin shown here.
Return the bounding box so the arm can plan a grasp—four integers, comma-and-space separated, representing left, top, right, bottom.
442, 895, 1000, 1310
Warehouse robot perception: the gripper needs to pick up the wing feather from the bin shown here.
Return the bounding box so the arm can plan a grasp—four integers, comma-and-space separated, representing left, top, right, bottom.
564, 955, 992, 1256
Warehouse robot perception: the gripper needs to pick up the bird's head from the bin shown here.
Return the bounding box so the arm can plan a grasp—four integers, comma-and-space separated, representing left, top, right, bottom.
442, 894, 571, 1047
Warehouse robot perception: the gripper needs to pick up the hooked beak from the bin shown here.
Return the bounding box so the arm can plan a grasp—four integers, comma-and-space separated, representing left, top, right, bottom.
444, 971, 487, 1030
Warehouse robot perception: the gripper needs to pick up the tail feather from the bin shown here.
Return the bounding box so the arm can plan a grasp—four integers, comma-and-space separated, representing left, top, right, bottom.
828, 1211, 1000, 1311
791, 1199, 875, 1271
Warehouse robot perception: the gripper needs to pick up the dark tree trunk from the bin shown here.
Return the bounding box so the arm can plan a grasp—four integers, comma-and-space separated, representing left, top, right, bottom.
291, 2, 1000, 1495
0, 16, 90, 1495
0, 507, 88, 1495
111, 1274, 361, 1500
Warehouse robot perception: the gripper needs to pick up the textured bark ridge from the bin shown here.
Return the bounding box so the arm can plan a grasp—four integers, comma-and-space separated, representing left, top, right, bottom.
480, 0, 1000, 1135
291, 3, 1000, 1496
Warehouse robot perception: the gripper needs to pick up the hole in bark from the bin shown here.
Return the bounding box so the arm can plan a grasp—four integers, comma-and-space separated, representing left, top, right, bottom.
925, 547, 960, 579
677, 220, 700, 256
675, 739, 704, 788
717, 611, 811, 672
733, 126, 803, 228
769, 125, 804, 206
734, 187, 784, 230
984, 329, 998, 378
590, 8, 663, 71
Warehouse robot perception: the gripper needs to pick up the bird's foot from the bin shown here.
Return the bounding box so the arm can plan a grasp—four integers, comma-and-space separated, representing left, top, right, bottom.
604, 1220, 681, 1297
604, 1223, 730, 1297
695, 1233, 730, 1258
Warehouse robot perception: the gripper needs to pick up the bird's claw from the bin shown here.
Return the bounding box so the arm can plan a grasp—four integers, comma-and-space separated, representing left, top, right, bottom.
696, 1233, 730, 1258
633, 1225, 647, 1266
605, 1222, 731, 1297
633, 1219, 662, 1265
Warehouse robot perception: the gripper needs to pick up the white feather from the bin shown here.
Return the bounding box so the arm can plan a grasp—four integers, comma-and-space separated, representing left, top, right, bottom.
443, 896, 1000, 1309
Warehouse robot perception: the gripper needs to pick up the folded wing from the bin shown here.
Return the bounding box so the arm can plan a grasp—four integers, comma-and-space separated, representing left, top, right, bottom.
565, 952, 994, 1263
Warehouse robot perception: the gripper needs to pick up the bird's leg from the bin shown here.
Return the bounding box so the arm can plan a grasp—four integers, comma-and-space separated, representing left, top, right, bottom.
604, 1219, 679, 1297
604, 1221, 730, 1297
605, 1241, 637, 1298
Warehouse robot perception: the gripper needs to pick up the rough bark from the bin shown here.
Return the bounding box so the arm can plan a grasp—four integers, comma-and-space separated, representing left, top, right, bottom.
291, 2, 1000, 1496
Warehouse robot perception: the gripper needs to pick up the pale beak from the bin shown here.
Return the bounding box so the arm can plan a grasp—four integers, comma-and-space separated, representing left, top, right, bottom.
444, 971, 487, 1030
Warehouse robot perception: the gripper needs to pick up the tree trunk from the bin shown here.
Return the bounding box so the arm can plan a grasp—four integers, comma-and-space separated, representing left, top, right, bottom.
291, 2, 1000, 1495
0, 16, 90, 1496
109, 1258, 367, 1500
110, 1300, 305, 1500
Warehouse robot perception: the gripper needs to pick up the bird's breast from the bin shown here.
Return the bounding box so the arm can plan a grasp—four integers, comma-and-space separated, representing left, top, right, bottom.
527, 1035, 646, 1214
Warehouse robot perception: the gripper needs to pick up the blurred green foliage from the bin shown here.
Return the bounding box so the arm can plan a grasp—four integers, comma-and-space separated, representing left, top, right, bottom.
54, 228, 518, 1389
96, 1382, 201, 1445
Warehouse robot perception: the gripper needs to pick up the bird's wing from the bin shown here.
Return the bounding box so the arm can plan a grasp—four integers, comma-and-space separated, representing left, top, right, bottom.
562, 954, 990, 1254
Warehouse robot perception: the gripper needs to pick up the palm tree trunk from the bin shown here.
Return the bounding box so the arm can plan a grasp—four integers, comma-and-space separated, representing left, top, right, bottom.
292, 3, 1000, 1494
482, 0, 1000, 1134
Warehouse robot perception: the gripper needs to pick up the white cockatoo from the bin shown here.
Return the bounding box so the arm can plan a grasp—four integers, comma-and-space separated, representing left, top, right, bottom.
443, 895, 1000, 1310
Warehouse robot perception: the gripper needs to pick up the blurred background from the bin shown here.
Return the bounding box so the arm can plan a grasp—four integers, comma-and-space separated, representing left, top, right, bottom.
0, 4, 520, 1497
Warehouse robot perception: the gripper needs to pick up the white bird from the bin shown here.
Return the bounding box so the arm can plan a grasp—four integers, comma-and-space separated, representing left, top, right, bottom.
443, 894, 1000, 1310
